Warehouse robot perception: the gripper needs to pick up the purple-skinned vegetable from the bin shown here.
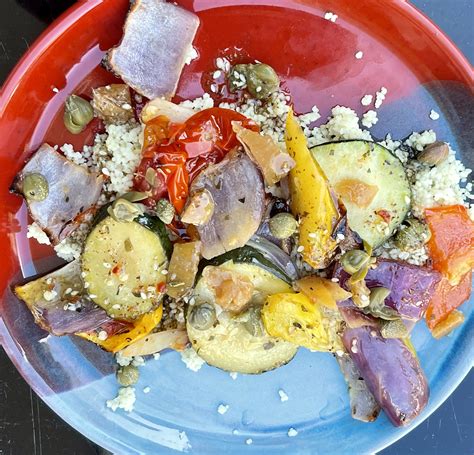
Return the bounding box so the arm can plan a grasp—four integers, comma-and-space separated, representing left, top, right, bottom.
333, 259, 441, 321
336, 354, 381, 422
342, 327, 429, 426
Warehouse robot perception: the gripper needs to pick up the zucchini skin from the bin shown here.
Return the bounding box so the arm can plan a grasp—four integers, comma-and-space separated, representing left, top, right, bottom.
199, 245, 292, 283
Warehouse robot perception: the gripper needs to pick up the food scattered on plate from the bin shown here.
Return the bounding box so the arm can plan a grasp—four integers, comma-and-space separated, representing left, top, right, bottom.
11, 0, 473, 427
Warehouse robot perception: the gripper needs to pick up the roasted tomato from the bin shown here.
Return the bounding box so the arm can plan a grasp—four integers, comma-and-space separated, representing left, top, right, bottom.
134, 108, 258, 212
426, 271, 472, 330
425, 205, 474, 285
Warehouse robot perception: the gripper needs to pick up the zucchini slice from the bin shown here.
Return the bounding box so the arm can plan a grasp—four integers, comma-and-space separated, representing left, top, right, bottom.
82, 215, 169, 321
187, 257, 298, 374
311, 141, 411, 247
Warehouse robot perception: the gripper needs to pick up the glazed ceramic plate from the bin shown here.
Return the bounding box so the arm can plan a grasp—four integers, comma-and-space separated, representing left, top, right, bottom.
0, 1, 473, 454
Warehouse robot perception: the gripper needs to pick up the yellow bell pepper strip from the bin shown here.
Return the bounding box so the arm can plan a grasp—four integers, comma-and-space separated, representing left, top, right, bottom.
285, 110, 339, 268
295, 276, 351, 309
262, 292, 341, 352
77, 305, 163, 353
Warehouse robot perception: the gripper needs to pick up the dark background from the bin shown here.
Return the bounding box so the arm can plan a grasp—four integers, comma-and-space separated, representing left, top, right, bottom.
0, 0, 472, 454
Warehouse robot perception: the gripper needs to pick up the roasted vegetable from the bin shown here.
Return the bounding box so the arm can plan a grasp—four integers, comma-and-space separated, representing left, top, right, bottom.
167, 241, 202, 299
262, 292, 342, 352
285, 110, 338, 268
106, 0, 200, 99
82, 215, 169, 321
79, 306, 163, 352
63, 95, 94, 134
295, 276, 351, 310
430, 310, 465, 339
187, 260, 296, 374
425, 205, 474, 286
342, 327, 429, 426
333, 259, 441, 321
11, 144, 103, 243
180, 189, 214, 226
189, 150, 265, 259
91, 84, 134, 124
14, 260, 122, 336
141, 98, 194, 124
425, 272, 472, 330
311, 141, 411, 248
233, 123, 295, 185
336, 354, 381, 422
188, 303, 217, 330
120, 329, 189, 357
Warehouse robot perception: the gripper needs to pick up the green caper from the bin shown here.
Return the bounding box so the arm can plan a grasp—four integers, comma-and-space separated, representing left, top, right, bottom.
417, 141, 449, 166
116, 364, 139, 386
380, 319, 409, 339
268, 213, 298, 239
394, 219, 431, 251
228, 64, 249, 93
64, 94, 94, 134
108, 198, 142, 222
189, 303, 216, 331
155, 199, 175, 224
22, 173, 49, 201
340, 250, 371, 275
243, 306, 265, 337
365, 287, 399, 320
246, 63, 280, 99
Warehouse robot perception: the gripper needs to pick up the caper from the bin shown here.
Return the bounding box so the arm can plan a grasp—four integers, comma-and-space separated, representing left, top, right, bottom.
228, 64, 249, 93
63, 94, 94, 134
246, 63, 280, 99
189, 303, 216, 331
365, 287, 400, 320
417, 141, 449, 166
108, 198, 142, 222
22, 173, 49, 201
340, 250, 371, 275
394, 218, 431, 251
268, 213, 297, 239
380, 319, 408, 339
243, 307, 265, 337
155, 199, 175, 225
116, 364, 139, 386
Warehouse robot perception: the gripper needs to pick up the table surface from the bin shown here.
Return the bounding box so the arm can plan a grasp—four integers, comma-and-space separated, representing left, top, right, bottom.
0, 1, 473, 454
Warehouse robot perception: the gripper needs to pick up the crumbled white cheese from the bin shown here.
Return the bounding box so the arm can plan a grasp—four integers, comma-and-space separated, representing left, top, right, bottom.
132, 356, 145, 367
232, 429, 240, 435
184, 46, 198, 65
229, 372, 238, 380
143, 386, 151, 394
355, 51, 364, 59
98, 330, 108, 341
245, 438, 253, 445
217, 404, 229, 415
361, 94, 373, 106
181, 347, 205, 372
278, 389, 289, 402
52, 86, 59, 93
374, 87, 388, 109
153, 352, 161, 360
115, 351, 133, 367
106, 387, 136, 412
430, 109, 440, 120
287, 428, 298, 437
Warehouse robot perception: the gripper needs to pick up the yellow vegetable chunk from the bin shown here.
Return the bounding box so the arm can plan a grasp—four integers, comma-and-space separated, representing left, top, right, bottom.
262, 292, 336, 351
285, 110, 338, 268
77, 305, 163, 353
167, 241, 202, 299
296, 276, 351, 309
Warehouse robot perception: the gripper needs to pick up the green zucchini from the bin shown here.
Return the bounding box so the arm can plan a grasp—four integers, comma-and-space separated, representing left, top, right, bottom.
81, 215, 169, 321
311, 140, 411, 247
187, 258, 298, 374
199, 245, 292, 283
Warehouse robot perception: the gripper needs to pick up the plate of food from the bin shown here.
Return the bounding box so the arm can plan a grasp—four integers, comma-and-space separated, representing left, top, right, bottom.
0, 0, 473, 453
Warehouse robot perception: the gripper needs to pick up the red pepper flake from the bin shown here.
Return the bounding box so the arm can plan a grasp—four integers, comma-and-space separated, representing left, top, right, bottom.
156, 282, 167, 293
112, 264, 122, 275
377, 209, 392, 223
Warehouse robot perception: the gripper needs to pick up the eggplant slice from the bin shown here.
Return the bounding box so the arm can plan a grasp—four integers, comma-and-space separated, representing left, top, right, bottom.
188, 150, 266, 259
14, 261, 126, 336
12, 144, 103, 244
106, 0, 200, 99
